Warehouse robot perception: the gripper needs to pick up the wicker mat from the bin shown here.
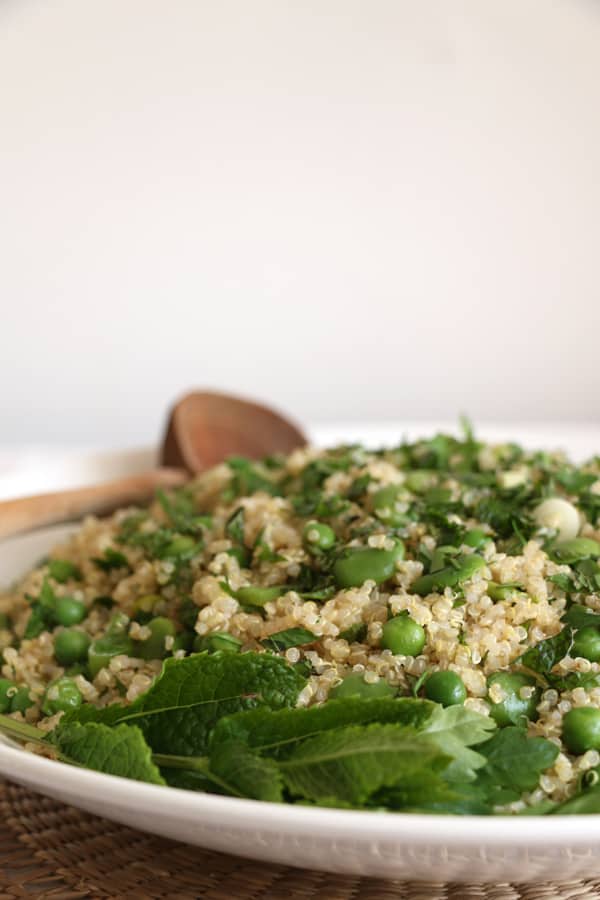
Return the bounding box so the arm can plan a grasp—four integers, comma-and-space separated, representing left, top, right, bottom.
0, 782, 598, 900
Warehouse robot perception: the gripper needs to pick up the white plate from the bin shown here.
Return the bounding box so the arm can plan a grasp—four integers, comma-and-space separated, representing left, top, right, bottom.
3, 430, 600, 883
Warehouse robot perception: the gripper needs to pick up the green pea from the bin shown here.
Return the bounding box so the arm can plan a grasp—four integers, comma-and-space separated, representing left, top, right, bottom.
572, 626, 600, 662
303, 521, 336, 552
54, 596, 87, 627
88, 633, 134, 678
553, 538, 600, 564
411, 553, 486, 596
329, 671, 396, 700
371, 486, 407, 527
54, 629, 91, 666
424, 670, 467, 707
487, 672, 540, 726
463, 529, 491, 550
10, 686, 34, 714
193, 632, 243, 654
381, 614, 426, 656
0, 678, 15, 713
235, 585, 286, 606
562, 707, 600, 754
405, 470, 435, 493
135, 617, 176, 660
333, 541, 405, 588
42, 677, 82, 716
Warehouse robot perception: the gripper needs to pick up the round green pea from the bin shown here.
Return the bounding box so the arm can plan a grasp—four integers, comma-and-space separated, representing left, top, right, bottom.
463, 529, 491, 550
54, 629, 91, 666
562, 707, 600, 754
194, 632, 243, 654
381, 614, 426, 656
333, 541, 405, 589
487, 672, 540, 726
0, 678, 15, 713
424, 670, 467, 707
10, 686, 34, 714
303, 521, 336, 552
573, 626, 600, 663
54, 596, 87, 627
136, 616, 176, 660
329, 671, 396, 700
42, 677, 82, 716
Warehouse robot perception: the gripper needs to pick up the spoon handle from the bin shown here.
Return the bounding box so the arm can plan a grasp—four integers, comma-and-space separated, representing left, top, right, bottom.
0, 468, 187, 541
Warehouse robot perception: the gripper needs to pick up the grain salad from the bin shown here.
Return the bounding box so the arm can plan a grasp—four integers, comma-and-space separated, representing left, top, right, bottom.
3, 427, 600, 815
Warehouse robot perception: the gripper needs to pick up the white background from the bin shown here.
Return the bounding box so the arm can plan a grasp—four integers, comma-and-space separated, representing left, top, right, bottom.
1, 0, 599, 447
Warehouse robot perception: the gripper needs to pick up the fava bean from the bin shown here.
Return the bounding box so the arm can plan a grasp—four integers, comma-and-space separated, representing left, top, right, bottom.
333, 541, 405, 588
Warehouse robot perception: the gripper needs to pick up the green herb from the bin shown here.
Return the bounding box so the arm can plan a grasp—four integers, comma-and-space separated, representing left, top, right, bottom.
474, 727, 559, 806
157, 489, 212, 535
209, 697, 437, 759
517, 626, 574, 677
62, 651, 305, 756
92, 548, 130, 572
55, 722, 165, 784
47, 560, 81, 583
24, 578, 57, 639
419, 704, 497, 782
222, 457, 280, 501
260, 628, 316, 651
278, 724, 449, 805
225, 507, 246, 545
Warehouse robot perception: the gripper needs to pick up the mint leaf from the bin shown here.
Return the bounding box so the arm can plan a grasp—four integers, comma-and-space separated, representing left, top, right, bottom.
260, 628, 316, 651
373, 772, 490, 815
55, 722, 165, 784
63, 651, 305, 756
278, 723, 449, 805
420, 704, 497, 781
208, 741, 283, 802
551, 786, 600, 815
48, 559, 81, 583
517, 626, 574, 676
475, 726, 559, 805
210, 697, 437, 758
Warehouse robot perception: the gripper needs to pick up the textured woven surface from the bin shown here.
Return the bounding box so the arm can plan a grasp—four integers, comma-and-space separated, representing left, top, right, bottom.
1, 781, 600, 900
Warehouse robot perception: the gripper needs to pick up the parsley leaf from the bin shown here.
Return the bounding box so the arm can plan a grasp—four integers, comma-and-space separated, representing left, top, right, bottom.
92, 548, 130, 572
47, 559, 81, 583
474, 726, 559, 806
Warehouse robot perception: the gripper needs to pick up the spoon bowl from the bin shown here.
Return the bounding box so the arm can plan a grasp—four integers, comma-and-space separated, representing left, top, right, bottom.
161, 390, 307, 471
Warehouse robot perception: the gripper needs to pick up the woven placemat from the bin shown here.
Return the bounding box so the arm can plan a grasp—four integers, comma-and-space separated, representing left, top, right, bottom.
0, 781, 598, 900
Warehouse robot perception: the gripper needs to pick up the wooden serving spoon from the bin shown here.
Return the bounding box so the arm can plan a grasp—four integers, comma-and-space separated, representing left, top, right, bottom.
0, 391, 307, 541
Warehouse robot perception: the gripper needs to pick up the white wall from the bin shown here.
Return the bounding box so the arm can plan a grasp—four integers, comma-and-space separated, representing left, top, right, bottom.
1, 0, 599, 445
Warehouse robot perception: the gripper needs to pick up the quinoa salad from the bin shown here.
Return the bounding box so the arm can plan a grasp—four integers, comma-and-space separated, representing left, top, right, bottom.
3, 426, 600, 814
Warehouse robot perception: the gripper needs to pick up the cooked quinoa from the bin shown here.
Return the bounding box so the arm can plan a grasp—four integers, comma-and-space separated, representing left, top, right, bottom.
3, 430, 600, 812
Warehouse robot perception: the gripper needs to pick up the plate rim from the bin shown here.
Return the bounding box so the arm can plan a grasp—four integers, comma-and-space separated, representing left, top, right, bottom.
0, 735, 599, 845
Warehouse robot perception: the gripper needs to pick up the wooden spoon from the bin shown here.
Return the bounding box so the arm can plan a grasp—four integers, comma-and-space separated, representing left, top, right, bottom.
161, 390, 306, 471
0, 391, 307, 541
